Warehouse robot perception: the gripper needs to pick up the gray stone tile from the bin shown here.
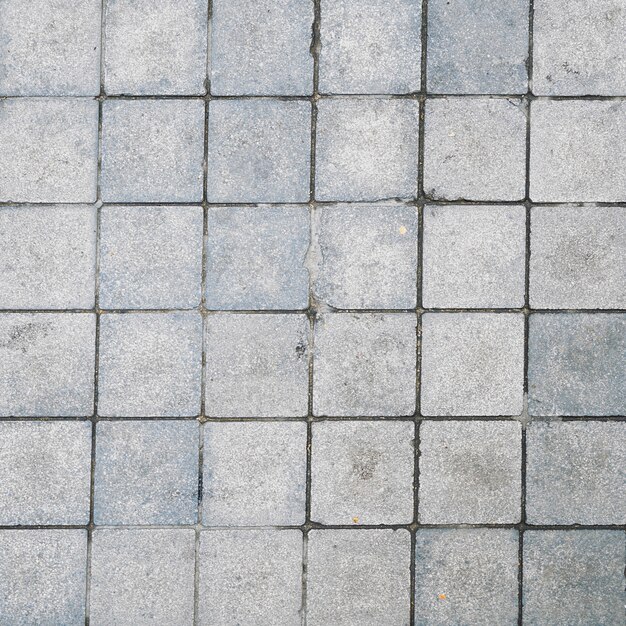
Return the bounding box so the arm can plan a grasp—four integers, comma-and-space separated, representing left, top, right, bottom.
198, 529, 303, 626
90, 529, 195, 626
202, 422, 306, 526
0, 205, 96, 309
205, 313, 309, 418
101, 99, 205, 202
421, 313, 525, 416
206, 99, 310, 203
313, 204, 418, 309
311, 421, 414, 525
414, 529, 519, 626
313, 313, 417, 417
528, 313, 625, 416
99, 205, 203, 309
423, 97, 527, 201
527, 421, 626, 525
530, 100, 626, 202
319, 0, 421, 94
307, 529, 411, 626
98, 312, 202, 417
211, 0, 313, 96
422, 205, 526, 308
523, 530, 625, 626
206, 206, 309, 310
315, 98, 420, 201
0, 98, 98, 203
0, 530, 87, 626
0, 0, 100, 96
104, 0, 208, 95
94, 420, 199, 525
0, 313, 95, 417
418, 420, 522, 524
0, 421, 91, 525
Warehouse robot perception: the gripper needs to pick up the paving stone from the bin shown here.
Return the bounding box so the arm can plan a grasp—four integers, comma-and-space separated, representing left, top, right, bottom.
202, 421, 306, 526
427, 0, 528, 94
198, 530, 302, 625
211, 0, 313, 96
90, 529, 195, 626
0, 98, 98, 203
94, 420, 199, 525
319, 0, 421, 94
422, 205, 526, 308
0, 313, 95, 417
313, 313, 417, 417
533, 0, 626, 95
104, 0, 208, 95
313, 204, 418, 309
414, 529, 519, 626
206, 206, 309, 310
0, 0, 100, 96
0, 205, 96, 309
206, 99, 310, 203
315, 98, 420, 201
0, 421, 91, 525
419, 420, 522, 524
101, 99, 205, 202
423, 97, 527, 201
0, 530, 87, 626
528, 313, 625, 416
421, 313, 525, 416
311, 421, 414, 525
98, 312, 202, 417
523, 530, 625, 626
530, 100, 626, 202
205, 314, 309, 417
99, 205, 204, 309
307, 529, 411, 626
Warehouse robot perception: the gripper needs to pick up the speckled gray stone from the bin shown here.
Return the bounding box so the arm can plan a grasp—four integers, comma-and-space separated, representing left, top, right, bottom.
528, 313, 626, 416
202, 421, 306, 526
98, 312, 202, 417
90, 529, 195, 626
530, 100, 626, 202
414, 529, 519, 626
315, 98, 420, 201
104, 0, 208, 95
419, 421, 522, 524
211, 0, 313, 96
0, 205, 96, 309
319, 0, 421, 94
0, 530, 87, 626
0, 0, 100, 96
101, 99, 205, 202
313, 313, 417, 417
523, 530, 625, 626
313, 204, 418, 309
205, 314, 309, 417
0, 421, 91, 525
206, 99, 310, 203
99, 205, 203, 309
206, 206, 309, 310
94, 420, 199, 525
421, 313, 525, 416
311, 421, 414, 525
423, 98, 527, 201
307, 529, 411, 626
0, 98, 98, 203
0, 313, 95, 417
422, 205, 526, 308
198, 530, 303, 626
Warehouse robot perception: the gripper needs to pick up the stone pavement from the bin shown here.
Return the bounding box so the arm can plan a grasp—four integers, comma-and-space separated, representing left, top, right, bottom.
0, 0, 624, 624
